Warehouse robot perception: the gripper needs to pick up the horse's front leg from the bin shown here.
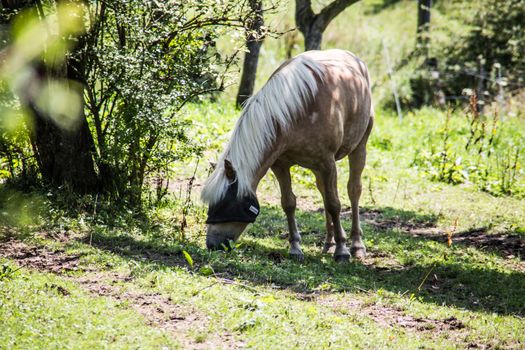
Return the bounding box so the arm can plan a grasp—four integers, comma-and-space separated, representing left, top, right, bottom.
271, 163, 304, 262
317, 160, 351, 263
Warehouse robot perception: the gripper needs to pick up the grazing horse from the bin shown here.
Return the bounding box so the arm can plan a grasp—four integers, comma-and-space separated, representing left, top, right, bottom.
201, 49, 374, 262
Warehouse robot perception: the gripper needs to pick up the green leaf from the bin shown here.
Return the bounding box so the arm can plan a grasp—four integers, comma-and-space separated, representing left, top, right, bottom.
182, 250, 193, 268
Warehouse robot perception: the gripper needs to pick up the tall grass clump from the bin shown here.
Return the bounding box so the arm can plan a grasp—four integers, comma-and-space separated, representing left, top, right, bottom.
414, 97, 524, 197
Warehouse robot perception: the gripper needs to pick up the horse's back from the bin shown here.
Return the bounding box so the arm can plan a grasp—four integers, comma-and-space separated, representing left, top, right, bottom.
278, 49, 373, 168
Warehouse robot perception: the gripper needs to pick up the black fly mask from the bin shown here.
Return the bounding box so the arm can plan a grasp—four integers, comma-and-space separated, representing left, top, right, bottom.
206, 179, 260, 224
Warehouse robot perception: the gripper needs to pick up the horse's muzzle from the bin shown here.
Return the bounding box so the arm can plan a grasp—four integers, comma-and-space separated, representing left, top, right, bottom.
205, 222, 248, 250
206, 234, 233, 250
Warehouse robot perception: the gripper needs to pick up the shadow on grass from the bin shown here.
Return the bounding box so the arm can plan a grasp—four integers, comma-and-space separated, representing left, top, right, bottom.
85, 205, 525, 317
352, 206, 524, 262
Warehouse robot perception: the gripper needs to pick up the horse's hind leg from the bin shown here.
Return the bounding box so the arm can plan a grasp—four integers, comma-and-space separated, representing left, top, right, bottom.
314, 172, 337, 254
347, 118, 373, 259
271, 162, 304, 261
316, 160, 350, 263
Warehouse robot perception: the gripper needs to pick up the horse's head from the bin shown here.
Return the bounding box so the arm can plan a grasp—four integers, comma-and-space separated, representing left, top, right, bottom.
205, 159, 260, 250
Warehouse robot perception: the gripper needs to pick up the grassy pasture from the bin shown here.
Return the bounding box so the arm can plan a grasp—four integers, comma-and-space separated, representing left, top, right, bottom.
1, 0, 525, 349
1, 101, 524, 349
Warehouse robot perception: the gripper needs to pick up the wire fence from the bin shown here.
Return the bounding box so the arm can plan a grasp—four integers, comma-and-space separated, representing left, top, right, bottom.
382, 41, 525, 121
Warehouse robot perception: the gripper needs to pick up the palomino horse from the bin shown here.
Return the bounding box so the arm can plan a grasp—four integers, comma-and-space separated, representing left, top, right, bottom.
201, 49, 374, 262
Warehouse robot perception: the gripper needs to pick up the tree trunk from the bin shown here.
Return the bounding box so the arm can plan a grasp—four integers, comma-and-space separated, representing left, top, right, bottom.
29, 112, 99, 193
416, 0, 432, 55
295, 0, 360, 51
236, 0, 264, 108
28, 64, 99, 193
303, 25, 324, 51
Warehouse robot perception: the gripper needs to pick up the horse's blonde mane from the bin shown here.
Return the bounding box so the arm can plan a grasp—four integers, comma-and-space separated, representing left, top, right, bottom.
201, 54, 324, 205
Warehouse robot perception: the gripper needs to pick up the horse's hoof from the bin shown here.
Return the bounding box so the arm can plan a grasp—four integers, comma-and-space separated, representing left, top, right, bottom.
334, 254, 350, 263
334, 246, 351, 263
290, 252, 305, 262
322, 242, 335, 254
351, 247, 367, 260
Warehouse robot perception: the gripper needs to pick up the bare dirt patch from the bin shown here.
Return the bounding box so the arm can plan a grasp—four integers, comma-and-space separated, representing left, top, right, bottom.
317, 295, 466, 333
358, 208, 438, 234
164, 176, 203, 197
450, 229, 524, 260
0, 239, 244, 349
76, 273, 244, 349
365, 305, 465, 332
357, 208, 525, 263
0, 239, 86, 273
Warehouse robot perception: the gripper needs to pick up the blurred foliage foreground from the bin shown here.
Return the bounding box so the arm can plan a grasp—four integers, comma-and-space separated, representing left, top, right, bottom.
0, 0, 253, 206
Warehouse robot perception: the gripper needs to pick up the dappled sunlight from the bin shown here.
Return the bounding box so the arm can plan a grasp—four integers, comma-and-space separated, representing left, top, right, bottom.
33, 79, 83, 130
4, 2, 86, 74
0, 103, 30, 137
43, 201, 523, 318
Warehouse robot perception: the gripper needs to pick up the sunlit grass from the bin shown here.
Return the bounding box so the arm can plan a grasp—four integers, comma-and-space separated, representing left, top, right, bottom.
0, 266, 176, 349
3, 96, 524, 347
1, 1, 524, 348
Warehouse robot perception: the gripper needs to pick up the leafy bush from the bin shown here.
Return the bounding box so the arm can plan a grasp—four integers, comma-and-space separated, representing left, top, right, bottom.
84, 0, 253, 205
1, 0, 251, 206
414, 98, 524, 197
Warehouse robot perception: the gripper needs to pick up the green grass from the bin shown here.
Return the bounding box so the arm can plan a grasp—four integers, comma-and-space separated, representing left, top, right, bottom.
183, 100, 525, 231
1, 99, 524, 348
0, 266, 176, 349
1, 1, 525, 348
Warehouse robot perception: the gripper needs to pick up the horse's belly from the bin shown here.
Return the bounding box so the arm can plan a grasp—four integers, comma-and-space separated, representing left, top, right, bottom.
279, 120, 366, 168
279, 143, 355, 169
335, 129, 367, 159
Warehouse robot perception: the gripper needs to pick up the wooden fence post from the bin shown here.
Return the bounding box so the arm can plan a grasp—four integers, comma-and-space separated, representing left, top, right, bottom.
382, 39, 403, 121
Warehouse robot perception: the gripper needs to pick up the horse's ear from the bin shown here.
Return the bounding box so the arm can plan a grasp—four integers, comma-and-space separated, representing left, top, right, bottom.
224, 159, 236, 180
209, 161, 217, 170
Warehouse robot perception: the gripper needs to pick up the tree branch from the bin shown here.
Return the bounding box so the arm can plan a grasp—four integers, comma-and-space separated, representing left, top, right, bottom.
318, 0, 360, 30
